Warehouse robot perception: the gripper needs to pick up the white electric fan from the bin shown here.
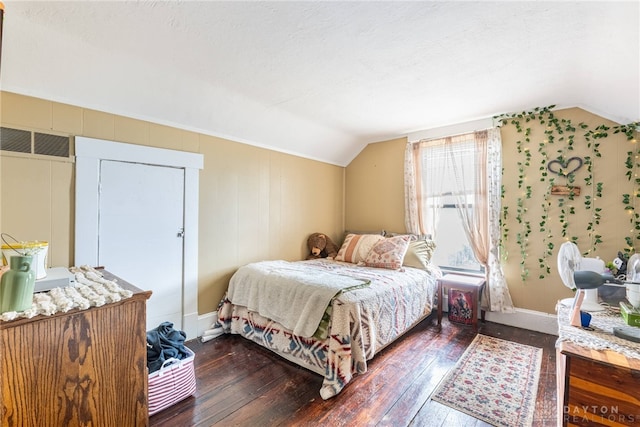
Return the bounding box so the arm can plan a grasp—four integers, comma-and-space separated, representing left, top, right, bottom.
626, 254, 640, 309
557, 241, 607, 313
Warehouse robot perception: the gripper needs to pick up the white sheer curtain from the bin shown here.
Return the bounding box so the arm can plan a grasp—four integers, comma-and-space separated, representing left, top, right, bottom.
404, 128, 514, 313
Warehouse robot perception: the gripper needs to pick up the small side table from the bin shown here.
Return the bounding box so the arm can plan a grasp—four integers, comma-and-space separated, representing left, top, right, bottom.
437, 273, 486, 331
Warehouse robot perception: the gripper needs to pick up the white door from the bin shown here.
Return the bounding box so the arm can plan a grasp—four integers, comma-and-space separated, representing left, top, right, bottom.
98, 160, 185, 331
75, 137, 203, 339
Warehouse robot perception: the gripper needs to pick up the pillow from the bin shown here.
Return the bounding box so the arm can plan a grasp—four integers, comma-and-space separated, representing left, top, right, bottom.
364, 235, 411, 270
403, 239, 437, 269
335, 233, 385, 264
344, 229, 385, 238
385, 231, 432, 241
383, 232, 436, 268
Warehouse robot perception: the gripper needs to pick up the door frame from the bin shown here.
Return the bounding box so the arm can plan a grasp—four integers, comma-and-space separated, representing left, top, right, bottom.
74, 137, 203, 338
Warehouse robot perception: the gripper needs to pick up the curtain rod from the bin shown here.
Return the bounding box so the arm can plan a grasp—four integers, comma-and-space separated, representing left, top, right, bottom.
406, 117, 499, 143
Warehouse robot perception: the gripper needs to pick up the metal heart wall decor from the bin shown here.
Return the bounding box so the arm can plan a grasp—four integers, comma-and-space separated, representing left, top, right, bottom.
547, 156, 583, 176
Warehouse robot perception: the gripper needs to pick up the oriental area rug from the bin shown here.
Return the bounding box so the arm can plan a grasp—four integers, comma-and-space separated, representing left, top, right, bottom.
431, 334, 543, 427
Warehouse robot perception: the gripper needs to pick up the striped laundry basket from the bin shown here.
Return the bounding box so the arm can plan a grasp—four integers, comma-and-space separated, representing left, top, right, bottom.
148, 346, 197, 416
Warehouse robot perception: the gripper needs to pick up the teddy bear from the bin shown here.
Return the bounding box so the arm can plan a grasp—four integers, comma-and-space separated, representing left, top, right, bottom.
305, 233, 339, 260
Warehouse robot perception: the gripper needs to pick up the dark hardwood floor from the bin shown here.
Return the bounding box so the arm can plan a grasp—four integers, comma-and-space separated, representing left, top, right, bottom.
149, 316, 557, 427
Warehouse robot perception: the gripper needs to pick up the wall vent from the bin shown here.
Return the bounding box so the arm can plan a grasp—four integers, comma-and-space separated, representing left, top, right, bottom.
1, 127, 71, 158
34, 132, 70, 157
0, 127, 31, 153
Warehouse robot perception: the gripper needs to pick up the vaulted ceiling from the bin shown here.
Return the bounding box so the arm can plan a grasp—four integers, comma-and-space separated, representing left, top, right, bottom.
2, 1, 638, 166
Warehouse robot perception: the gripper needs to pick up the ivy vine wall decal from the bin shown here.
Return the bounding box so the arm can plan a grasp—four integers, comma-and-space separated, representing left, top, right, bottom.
496, 106, 639, 282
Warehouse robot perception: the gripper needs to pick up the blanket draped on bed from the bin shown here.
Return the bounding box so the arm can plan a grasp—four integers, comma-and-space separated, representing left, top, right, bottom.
227, 260, 370, 338
216, 259, 440, 399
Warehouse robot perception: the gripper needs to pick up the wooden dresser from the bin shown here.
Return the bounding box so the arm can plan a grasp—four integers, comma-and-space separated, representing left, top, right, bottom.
0, 271, 151, 426
556, 306, 640, 426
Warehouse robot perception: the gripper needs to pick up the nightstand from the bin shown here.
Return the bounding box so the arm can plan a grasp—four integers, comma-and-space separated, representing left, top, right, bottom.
437, 273, 486, 331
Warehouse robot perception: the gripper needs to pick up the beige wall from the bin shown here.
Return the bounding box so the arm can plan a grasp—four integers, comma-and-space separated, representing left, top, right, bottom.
501, 107, 637, 313
4, 91, 636, 316
345, 108, 639, 314
345, 137, 406, 234
0, 91, 345, 314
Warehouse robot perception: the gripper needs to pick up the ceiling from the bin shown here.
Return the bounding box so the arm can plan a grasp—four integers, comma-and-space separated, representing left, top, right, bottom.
2, 1, 639, 166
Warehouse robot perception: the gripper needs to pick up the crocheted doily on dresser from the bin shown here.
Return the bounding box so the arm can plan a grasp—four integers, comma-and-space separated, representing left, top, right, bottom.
0, 265, 133, 322
557, 302, 640, 360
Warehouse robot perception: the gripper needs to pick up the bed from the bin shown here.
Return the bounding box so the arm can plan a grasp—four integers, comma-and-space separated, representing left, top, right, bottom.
212, 234, 441, 399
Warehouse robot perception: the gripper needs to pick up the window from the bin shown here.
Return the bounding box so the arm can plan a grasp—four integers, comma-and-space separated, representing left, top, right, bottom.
405, 126, 514, 312
429, 194, 483, 272
419, 136, 483, 273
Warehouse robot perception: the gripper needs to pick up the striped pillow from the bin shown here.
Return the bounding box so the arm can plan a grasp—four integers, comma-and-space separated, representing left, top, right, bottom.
364, 235, 411, 270
335, 233, 385, 264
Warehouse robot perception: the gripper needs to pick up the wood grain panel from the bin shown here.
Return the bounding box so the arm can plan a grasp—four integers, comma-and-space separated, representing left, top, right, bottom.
0, 275, 150, 426
566, 357, 640, 425
560, 345, 640, 426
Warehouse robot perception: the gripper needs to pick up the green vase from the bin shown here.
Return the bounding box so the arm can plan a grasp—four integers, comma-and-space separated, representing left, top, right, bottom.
0, 255, 36, 313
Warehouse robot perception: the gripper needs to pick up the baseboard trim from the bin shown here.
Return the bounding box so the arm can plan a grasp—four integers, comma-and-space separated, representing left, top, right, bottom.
183, 311, 200, 340
443, 293, 559, 336
194, 307, 559, 338
484, 307, 558, 336
198, 311, 218, 337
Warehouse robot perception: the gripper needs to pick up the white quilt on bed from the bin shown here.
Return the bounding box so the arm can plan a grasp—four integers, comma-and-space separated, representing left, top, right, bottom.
227, 260, 370, 337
